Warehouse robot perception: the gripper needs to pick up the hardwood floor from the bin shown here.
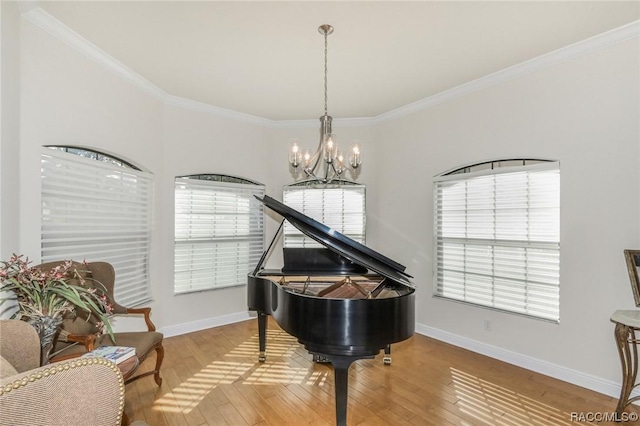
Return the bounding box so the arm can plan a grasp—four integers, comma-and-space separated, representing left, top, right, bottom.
125, 317, 640, 425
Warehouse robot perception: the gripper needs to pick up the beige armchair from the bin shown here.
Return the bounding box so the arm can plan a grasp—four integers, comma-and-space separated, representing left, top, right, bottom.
0, 319, 125, 426
38, 261, 164, 386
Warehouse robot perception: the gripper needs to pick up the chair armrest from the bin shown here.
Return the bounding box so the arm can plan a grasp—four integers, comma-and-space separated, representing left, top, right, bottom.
59, 330, 97, 351
49, 331, 98, 362
0, 358, 125, 426
125, 307, 156, 331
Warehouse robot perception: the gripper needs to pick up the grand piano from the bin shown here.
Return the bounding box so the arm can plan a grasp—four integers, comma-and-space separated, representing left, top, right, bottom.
247, 195, 415, 426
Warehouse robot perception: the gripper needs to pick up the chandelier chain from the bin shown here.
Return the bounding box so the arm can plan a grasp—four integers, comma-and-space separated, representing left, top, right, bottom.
324, 30, 328, 116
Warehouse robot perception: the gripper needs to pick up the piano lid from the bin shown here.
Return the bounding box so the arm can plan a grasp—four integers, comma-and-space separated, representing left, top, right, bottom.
257, 195, 415, 289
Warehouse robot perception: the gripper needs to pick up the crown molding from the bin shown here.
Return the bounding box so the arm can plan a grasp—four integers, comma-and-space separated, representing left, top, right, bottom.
20, 7, 639, 128
17, 0, 39, 15
22, 7, 169, 103
374, 20, 640, 124
165, 95, 273, 127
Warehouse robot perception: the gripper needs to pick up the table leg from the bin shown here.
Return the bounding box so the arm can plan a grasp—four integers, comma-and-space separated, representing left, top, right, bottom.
615, 322, 638, 415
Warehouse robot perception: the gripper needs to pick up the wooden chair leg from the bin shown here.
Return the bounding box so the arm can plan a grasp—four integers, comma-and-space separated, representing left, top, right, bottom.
153, 344, 164, 387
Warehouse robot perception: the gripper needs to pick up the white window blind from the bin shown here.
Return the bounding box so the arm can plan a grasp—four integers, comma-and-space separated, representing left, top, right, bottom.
41, 148, 154, 307
174, 177, 265, 294
434, 162, 560, 322
283, 184, 366, 248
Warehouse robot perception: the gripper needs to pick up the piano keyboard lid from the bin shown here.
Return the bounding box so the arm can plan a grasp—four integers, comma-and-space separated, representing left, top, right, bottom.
256, 195, 415, 289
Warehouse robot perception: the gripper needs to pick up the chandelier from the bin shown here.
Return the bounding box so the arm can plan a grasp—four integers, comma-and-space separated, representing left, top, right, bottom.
288, 25, 362, 184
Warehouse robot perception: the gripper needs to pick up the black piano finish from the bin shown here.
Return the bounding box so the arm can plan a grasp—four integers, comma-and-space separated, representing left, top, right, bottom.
248, 271, 415, 357
248, 195, 416, 426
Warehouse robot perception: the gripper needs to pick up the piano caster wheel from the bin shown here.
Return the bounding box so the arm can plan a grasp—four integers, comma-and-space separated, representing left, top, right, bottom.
313, 354, 330, 363
383, 356, 391, 365
259, 352, 266, 363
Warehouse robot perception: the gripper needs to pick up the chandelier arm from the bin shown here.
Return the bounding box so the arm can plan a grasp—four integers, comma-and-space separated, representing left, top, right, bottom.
310, 135, 324, 174
330, 162, 343, 178
305, 137, 323, 177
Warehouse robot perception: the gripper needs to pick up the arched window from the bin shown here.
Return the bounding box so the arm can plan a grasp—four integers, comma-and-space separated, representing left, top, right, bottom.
433, 159, 560, 321
283, 181, 366, 248
41, 146, 154, 306
174, 174, 265, 294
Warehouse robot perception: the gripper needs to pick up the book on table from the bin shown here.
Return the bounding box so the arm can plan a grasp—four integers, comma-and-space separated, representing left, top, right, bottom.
82, 346, 136, 364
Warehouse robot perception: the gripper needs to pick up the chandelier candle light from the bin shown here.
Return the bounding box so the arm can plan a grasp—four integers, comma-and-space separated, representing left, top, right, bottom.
289, 25, 363, 183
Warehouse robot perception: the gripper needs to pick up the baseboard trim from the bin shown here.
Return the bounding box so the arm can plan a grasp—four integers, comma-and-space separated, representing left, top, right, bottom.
159, 311, 254, 338
415, 323, 631, 401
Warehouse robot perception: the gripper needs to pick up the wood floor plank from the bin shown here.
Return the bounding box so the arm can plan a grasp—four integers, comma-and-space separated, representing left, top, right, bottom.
286, 382, 337, 423
122, 317, 632, 426
216, 401, 250, 426
264, 393, 311, 425
234, 380, 289, 425
271, 382, 324, 423
219, 382, 265, 425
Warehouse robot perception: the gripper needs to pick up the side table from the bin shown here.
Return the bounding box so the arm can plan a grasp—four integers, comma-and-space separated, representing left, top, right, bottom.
611, 310, 640, 415
118, 355, 140, 382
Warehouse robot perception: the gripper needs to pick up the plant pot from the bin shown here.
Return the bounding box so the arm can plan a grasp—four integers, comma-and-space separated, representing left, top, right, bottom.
27, 315, 63, 365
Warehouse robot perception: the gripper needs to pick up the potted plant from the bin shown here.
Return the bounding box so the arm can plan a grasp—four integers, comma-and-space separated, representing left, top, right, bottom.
0, 254, 114, 365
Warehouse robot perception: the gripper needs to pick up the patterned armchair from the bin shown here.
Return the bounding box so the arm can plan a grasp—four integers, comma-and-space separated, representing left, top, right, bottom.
0, 319, 125, 426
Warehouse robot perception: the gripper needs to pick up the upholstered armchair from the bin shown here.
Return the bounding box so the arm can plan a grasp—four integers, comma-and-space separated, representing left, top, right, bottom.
0, 319, 125, 426
37, 261, 164, 386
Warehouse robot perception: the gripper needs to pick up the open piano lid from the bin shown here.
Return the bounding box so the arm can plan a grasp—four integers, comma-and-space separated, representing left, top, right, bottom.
257, 195, 415, 289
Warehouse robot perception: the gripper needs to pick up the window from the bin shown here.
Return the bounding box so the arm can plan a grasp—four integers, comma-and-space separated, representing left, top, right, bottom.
283, 182, 366, 248
41, 147, 154, 307
174, 175, 265, 294
434, 160, 560, 322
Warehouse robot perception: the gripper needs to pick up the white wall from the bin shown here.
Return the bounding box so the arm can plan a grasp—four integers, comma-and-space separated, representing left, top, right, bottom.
17, 16, 165, 328
15, 14, 275, 333
0, 2, 21, 259
158, 104, 270, 330
374, 39, 640, 385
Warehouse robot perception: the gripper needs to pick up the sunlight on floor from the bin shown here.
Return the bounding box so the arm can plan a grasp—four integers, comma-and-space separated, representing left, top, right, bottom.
226, 329, 299, 358
450, 368, 595, 426
244, 361, 327, 386
154, 330, 328, 414
153, 360, 254, 413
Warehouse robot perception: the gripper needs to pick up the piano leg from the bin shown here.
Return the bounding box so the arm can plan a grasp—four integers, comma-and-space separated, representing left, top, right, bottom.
258, 311, 267, 362
384, 344, 391, 365
331, 356, 357, 426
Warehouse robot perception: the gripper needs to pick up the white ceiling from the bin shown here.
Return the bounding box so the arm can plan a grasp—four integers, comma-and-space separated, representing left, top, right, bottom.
36, 1, 640, 121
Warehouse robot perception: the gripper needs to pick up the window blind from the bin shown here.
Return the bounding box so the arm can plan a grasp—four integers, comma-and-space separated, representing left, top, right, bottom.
283, 184, 366, 248
174, 177, 264, 294
434, 162, 560, 321
41, 149, 154, 307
